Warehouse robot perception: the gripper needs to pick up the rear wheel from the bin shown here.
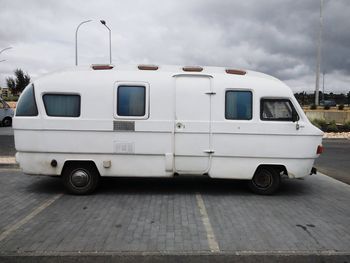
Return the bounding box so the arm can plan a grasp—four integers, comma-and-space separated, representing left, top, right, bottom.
249, 167, 281, 195
62, 162, 99, 195
2, 117, 12, 127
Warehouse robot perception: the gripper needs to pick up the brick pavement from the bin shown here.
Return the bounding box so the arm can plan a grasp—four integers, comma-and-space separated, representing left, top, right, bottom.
0, 169, 349, 261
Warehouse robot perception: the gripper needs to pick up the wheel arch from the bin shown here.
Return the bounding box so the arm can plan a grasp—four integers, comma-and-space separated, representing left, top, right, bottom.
61, 160, 100, 177
254, 164, 287, 177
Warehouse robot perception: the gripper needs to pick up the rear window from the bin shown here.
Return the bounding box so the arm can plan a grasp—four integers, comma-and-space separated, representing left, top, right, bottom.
260, 99, 298, 121
225, 90, 252, 120
43, 94, 81, 117
16, 84, 38, 116
117, 86, 146, 117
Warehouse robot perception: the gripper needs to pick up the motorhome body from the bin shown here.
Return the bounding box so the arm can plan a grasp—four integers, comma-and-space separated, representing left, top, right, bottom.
13, 64, 323, 194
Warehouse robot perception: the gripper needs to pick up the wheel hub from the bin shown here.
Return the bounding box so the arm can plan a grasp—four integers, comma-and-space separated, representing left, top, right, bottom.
254, 171, 272, 189
71, 170, 90, 188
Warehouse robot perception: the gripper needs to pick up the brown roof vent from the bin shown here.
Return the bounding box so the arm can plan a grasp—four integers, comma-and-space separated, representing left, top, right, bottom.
91, 64, 114, 70
138, 64, 159, 70
225, 69, 246, 75
182, 66, 203, 72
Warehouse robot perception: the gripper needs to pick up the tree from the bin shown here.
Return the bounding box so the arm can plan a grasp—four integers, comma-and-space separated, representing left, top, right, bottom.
6, 68, 31, 95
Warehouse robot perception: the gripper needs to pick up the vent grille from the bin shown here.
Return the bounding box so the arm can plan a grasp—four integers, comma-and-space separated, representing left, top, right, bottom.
113, 121, 135, 131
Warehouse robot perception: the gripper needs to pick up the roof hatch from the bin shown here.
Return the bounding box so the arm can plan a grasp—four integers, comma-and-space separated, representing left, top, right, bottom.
91, 64, 114, 70
225, 69, 246, 75
182, 66, 203, 72
138, 64, 159, 70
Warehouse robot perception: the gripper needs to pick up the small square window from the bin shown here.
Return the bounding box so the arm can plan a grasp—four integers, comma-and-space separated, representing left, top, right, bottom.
117, 86, 146, 117
225, 90, 252, 120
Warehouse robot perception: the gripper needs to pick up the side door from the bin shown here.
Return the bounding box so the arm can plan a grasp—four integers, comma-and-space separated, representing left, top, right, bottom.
173, 75, 213, 174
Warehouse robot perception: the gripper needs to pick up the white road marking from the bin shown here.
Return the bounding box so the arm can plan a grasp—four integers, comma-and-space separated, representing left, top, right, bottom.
0, 194, 62, 242
195, 192, 220, 252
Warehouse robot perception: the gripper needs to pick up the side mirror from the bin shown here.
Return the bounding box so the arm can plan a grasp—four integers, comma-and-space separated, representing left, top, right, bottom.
292, 111, 299, 123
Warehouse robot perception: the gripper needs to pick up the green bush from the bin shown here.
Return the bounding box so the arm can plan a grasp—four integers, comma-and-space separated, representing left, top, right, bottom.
343, 121, 350, 131
338, 104, 345, 110
310, 104, 317, 110
324, 105, 330, 110
312, 119, 350, 132
311, 119, 327, 130
326, 120, 338, 132
2, 95, 19, 101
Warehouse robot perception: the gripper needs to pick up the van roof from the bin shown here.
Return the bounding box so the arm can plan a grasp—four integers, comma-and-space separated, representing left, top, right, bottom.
37, 64, 281, 83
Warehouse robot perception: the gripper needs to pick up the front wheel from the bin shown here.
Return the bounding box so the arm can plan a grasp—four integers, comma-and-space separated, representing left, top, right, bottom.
249, 167, 281, 195
62, 162, 99, 195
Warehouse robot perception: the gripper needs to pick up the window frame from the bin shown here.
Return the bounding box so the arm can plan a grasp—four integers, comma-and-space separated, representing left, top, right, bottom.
114, 81, 150, 120
225, 89, 253, 121
260, 98, 299, 122
42, 93, 81, 118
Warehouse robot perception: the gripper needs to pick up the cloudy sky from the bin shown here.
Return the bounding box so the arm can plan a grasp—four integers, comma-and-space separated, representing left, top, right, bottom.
0, 0, 349, 93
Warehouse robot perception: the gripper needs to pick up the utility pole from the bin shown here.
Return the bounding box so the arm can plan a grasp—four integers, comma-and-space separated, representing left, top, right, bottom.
315, 0, 324, 106
322, 72, 325, 102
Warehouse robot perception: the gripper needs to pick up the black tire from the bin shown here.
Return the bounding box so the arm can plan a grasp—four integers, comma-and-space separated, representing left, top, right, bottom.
2, 117, 12, 127
249, 167, 281, 195
62, 162, 99, 195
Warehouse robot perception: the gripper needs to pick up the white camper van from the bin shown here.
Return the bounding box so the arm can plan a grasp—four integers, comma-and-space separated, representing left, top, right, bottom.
0, 98, 14, 126
13, 64, 323, 195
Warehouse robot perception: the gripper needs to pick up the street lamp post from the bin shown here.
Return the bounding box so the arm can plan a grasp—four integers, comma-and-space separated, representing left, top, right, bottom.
100, 20, 112, 64
75, 20, 92, 66
0, 47, 12, 62
0, 47, 12, 55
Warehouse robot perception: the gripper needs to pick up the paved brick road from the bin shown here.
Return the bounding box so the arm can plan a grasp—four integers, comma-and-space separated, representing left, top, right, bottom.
0, 169, 349, 262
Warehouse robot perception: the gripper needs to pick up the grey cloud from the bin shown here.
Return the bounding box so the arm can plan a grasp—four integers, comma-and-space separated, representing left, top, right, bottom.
0, 0, 349, 93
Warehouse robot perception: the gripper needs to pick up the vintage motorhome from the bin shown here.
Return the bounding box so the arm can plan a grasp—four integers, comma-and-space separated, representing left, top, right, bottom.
13, 64, 323, 195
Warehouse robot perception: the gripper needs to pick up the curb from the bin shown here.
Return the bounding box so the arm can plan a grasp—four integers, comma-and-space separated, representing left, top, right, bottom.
0, 163, 19, 168
0, 251, 349, 263
0, 157, 18, 168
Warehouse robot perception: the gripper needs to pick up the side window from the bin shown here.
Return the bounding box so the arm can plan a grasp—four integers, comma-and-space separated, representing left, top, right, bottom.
225, 90, 252, 120
117, 85, 146, 117
43, 94, 80, 117
16, 84, 38, 116
0, 101, 4, 109
260, 99, 298, 121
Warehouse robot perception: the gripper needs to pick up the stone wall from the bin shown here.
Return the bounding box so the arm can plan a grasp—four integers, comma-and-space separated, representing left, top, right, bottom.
305, 110, 350, 124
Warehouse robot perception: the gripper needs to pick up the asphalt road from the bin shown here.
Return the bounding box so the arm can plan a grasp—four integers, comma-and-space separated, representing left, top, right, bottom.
0, 126, 349, 184
314, 139, 350, 184
0, 127, 15, 156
